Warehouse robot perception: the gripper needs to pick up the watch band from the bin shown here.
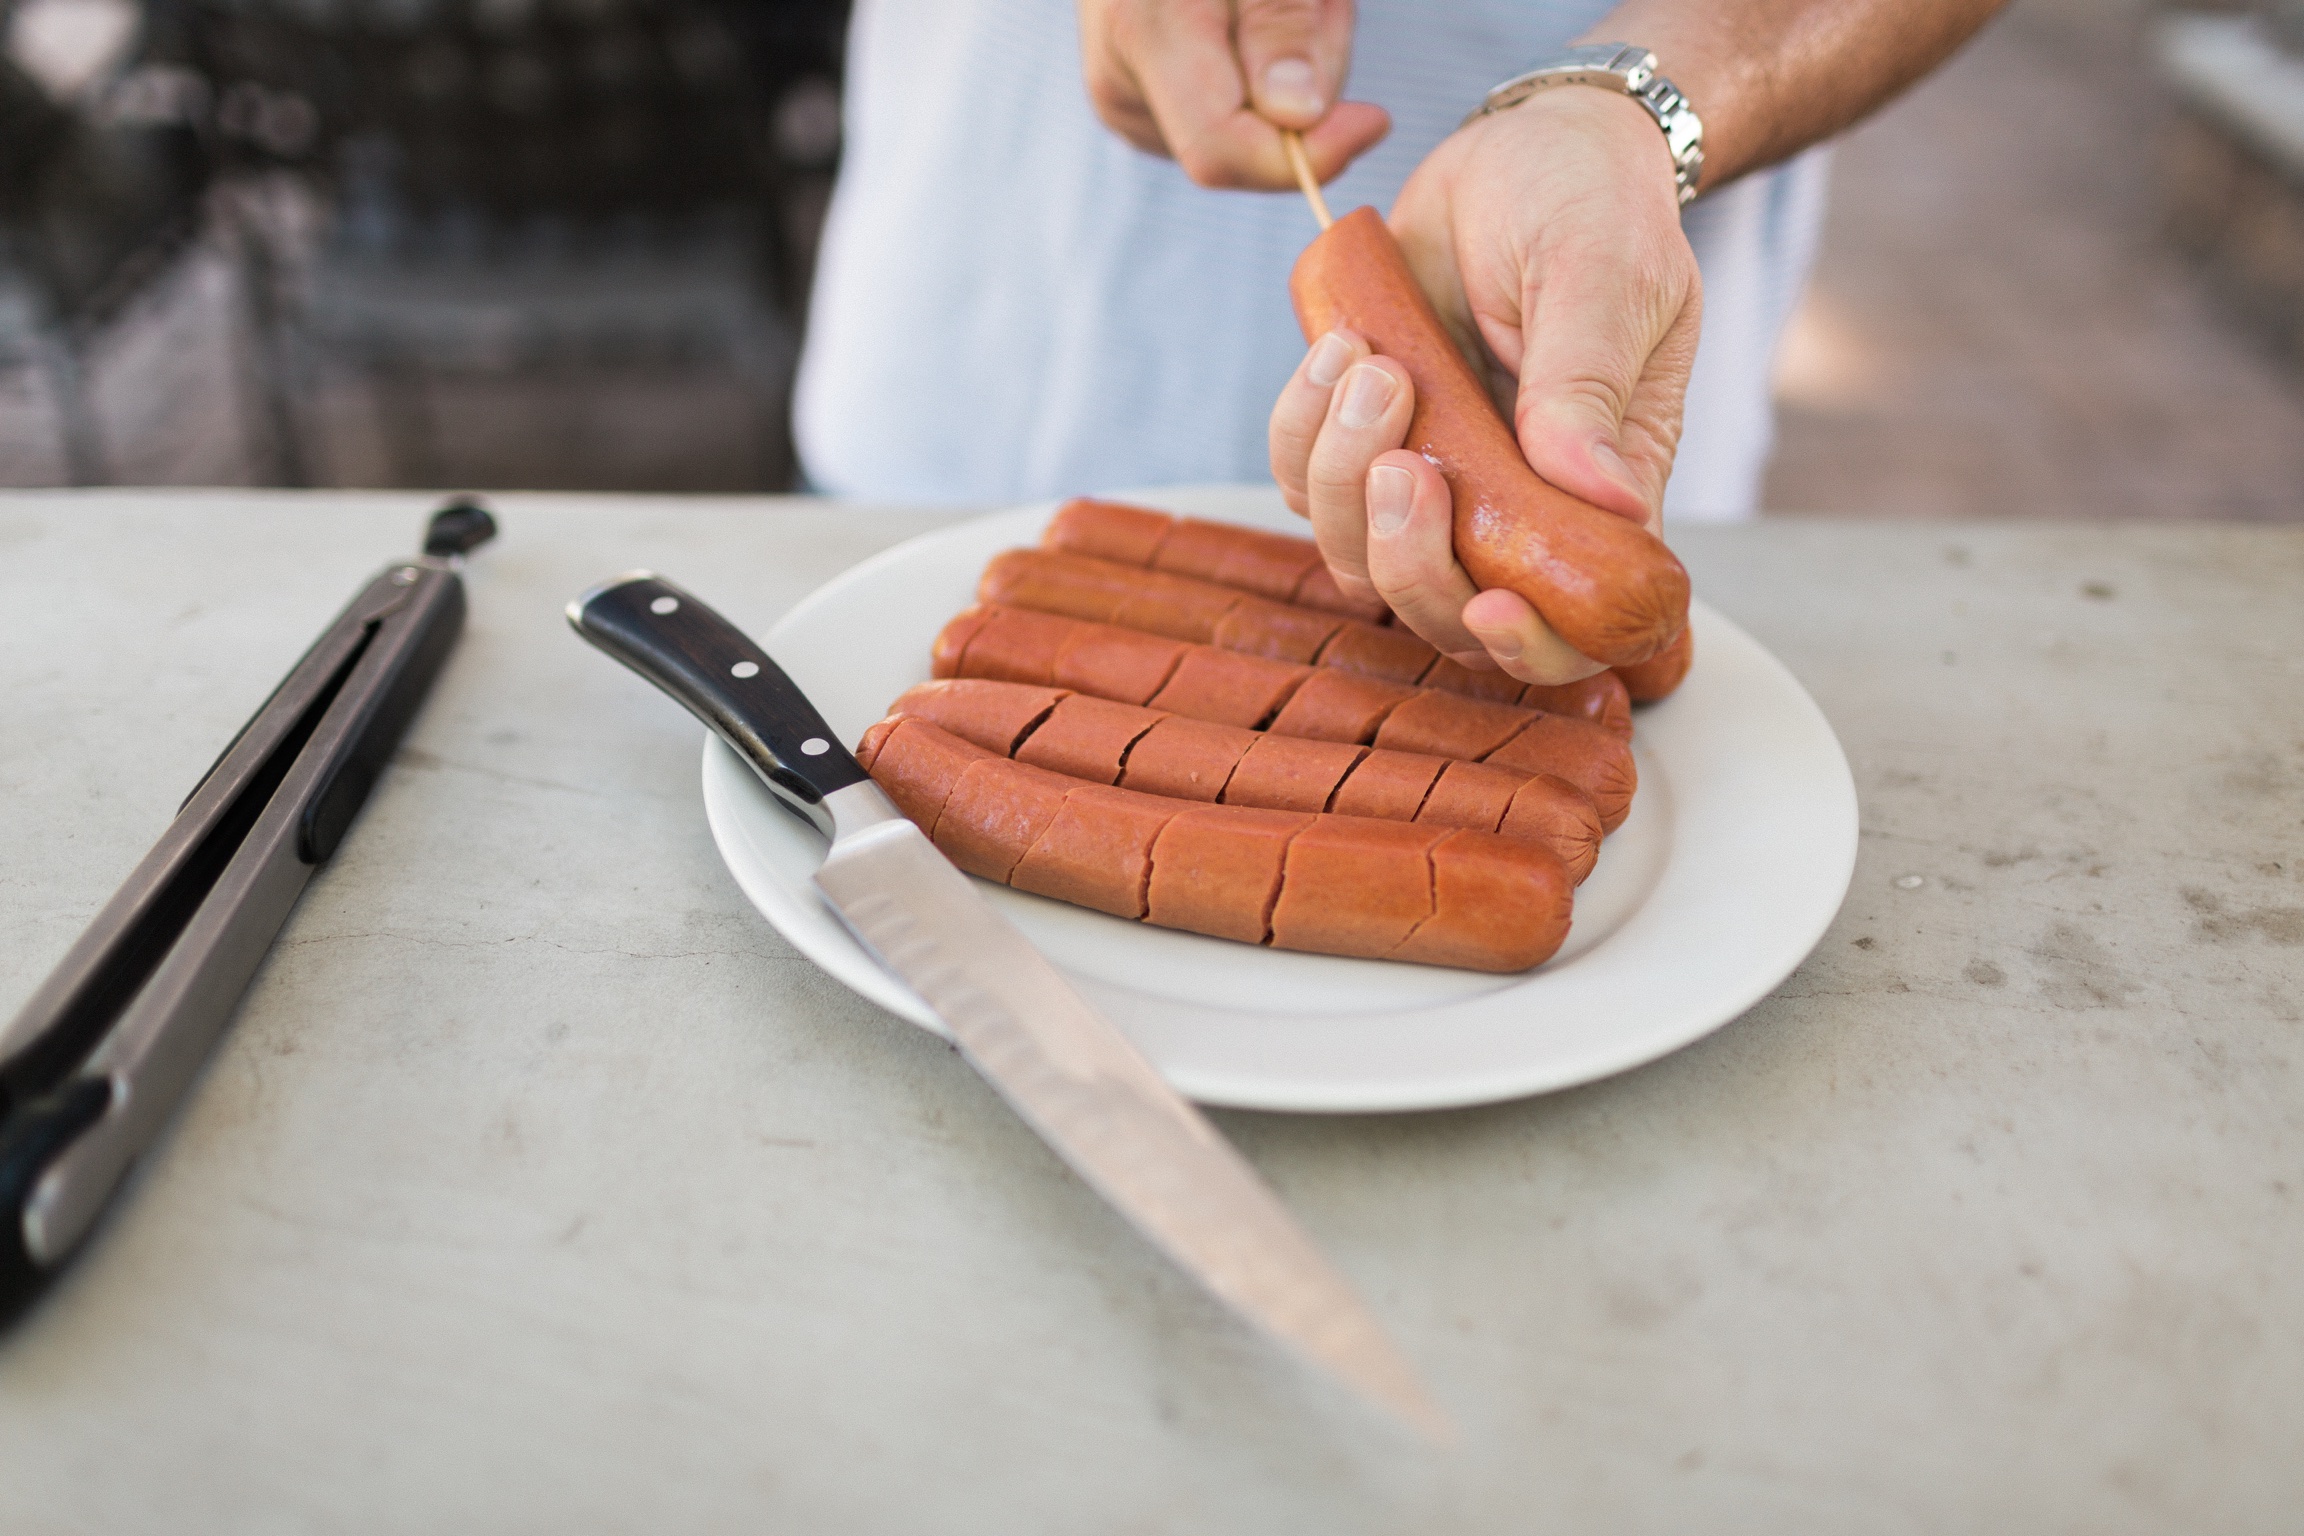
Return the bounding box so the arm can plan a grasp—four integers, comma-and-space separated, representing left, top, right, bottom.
1460, 43, 1705, 206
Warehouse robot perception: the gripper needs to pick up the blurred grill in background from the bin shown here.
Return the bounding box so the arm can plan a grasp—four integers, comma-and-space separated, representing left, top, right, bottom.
2, 0, 2301, 504
0, 0, 847, 489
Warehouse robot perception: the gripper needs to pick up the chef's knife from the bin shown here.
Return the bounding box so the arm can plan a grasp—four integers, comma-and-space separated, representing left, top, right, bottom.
567, 573, 1444, 1437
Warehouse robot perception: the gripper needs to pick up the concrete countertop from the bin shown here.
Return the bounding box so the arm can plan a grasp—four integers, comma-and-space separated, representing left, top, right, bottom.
0, 491, 2297, 1533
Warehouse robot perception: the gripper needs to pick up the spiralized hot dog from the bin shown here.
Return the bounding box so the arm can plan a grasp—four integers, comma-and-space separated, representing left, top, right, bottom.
856, 715, 1574, 971
887, 677, 1602, 882
981, 546, 1633, 737
1291, 206, 1690, 667
932, 604, 1637, 832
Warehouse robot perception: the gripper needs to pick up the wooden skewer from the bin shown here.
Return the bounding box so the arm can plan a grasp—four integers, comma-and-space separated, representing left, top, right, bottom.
1281, 130, 1333, 230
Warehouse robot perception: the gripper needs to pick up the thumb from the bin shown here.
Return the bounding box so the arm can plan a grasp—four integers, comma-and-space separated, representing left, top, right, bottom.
1236, 0, 1352, 129
1512, 246, 1698, 529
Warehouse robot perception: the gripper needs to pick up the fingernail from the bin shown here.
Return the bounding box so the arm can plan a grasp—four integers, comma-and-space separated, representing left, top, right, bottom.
1483, 630, 1525, 662
1306, 330, 1352, 388
1262, 58, 1323, 119
1367, 464, 1412, 535
1338, 364, 1396, 429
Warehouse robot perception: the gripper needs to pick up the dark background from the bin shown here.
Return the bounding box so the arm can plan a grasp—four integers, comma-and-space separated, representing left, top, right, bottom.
2, 0, 2299, 516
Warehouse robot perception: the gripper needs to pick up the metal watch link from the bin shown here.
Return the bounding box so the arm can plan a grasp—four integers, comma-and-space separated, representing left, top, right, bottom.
1460, 43, 1705, 205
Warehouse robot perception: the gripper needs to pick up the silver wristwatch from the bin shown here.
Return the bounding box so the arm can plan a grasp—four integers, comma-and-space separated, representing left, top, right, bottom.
1461, 43, 1705, 205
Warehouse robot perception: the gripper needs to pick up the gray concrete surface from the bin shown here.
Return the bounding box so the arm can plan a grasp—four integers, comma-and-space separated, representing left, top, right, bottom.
0, 492, 2298, 1533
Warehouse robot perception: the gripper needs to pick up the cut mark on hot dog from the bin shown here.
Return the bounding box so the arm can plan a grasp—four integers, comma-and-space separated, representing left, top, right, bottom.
1000, 699, 1064, 755
1405, 762, 1449, 826
1105, 714, 1167, 780
1388, 839, 1444, 960
1258, 821, 1314, 946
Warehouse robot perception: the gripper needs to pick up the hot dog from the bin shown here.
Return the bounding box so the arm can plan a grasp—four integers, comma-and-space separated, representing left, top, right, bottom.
1043, 496, 1384, 620
932, 606, 1636, 831
888, 677, 1602, 881
982, 548, 1633, 735
1614, 625, 1694, 703
861, 715, 1573, 971
1291, 205, 1689, 667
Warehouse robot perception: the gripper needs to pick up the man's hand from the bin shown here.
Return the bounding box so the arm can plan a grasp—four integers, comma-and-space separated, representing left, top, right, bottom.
1268, 88, 1702, 685
1077, 0, 1390, 188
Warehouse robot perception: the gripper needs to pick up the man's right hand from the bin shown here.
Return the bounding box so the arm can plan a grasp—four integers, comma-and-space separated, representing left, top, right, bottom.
1077, 0, 1390, 188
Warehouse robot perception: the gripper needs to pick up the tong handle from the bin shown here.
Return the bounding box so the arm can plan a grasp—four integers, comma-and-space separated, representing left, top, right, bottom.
300, 563, 466, 862
0, 1079, 108, 1325
567, 574, 868, 838
0, 508, 491, 1327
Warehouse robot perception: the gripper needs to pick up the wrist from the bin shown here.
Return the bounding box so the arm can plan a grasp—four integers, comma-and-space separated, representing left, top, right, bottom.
1462, 43, 1704, 203
1460, 88, 1684, 217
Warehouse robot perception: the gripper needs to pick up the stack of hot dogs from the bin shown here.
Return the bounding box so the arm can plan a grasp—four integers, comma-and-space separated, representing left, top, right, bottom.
859, 204, 1696, 974
855, 498, 1692, 975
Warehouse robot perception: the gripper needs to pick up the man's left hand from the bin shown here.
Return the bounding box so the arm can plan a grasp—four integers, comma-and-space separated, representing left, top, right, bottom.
1268, 86, 1702, 685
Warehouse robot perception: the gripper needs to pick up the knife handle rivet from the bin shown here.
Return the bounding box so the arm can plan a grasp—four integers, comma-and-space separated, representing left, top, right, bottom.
649, 595, 679, 615
801, 737, 830, 756
730, 661, 760, 679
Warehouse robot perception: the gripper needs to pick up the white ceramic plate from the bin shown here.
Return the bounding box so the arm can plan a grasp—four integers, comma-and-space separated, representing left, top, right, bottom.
702, 486, 1856, 1113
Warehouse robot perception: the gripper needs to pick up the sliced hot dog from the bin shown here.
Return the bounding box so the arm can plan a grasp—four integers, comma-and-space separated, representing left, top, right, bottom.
855, 715, 988, 833
1267, 668, 1414, 743
1422, 657, 1634, 737
1393, 830, 1577, 972
1500, 775, 1604, 880
1415, 654, 1527, 704
886, 677, 1603, 880
1372, 692, 1534, 761
1011, 783, 1176, 918
987, 548, 1346, 663
1014, 693, 1160, 782
1291, 205, 1689, 666
1044, 497, 1378, 619
1418, 759, 1524, 833
1146, 805, 1309, 944
873, 720, 1576, 970
1146, 646, 1306, 728
1329, 748, 1444, 823
1224, 734, 1367, 814
934, 604, 1186, 703
1119, 715, 1256, 802
1519, 672, 1634, 737
1043, 497, 1174, 567
933, 608, 1635, 829
1486, 718, 1638, 832
1268, 817, 1437, 957
935, 756, 1073, 882
984, 549, 1634, 732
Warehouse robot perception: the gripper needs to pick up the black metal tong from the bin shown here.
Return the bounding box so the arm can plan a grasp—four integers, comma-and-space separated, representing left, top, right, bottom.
0, 502, 497, 1328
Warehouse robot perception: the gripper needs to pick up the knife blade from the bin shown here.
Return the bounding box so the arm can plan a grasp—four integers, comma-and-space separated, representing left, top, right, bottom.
567, 571, 1445, 1437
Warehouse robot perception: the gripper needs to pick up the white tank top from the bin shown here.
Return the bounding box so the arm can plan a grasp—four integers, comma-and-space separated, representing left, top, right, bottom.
795, 0, 1828, 523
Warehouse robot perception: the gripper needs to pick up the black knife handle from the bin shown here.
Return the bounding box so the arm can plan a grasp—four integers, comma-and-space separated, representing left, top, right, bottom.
567, 574, 869, 830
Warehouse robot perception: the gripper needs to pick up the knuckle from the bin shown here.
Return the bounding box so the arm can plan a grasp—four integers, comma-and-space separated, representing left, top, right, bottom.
1304, 439, 1370, 499
1172, 142, 1243, 188
1236, 0, 1319, 34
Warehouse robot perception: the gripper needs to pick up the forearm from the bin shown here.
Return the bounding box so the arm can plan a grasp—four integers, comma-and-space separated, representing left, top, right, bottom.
1580, 0, 2007, 190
